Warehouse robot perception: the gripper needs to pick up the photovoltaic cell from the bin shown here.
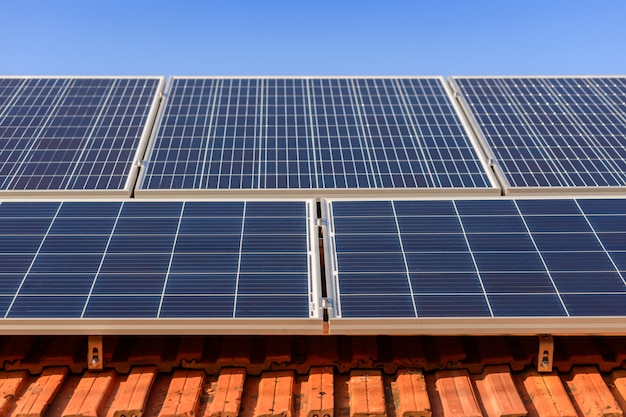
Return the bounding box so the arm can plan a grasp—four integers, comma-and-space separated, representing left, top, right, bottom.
137, 77, 496, 195
0, 77, 163, 195
451, 76, 626, 191
0, 200, 319, 328
325, 198, 626, 325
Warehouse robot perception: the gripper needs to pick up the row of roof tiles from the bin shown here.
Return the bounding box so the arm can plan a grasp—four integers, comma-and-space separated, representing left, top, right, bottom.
1, 336, 626, 417
4, 362, 626, 417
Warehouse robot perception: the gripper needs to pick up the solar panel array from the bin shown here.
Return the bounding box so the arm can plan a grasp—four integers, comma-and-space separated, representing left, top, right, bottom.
324, 198, 626, 333
0, 200, 320, 333
2, 74, 626, 335
136, 77, 497, 196
0, 77, 163, 196
451, 76, 626, 192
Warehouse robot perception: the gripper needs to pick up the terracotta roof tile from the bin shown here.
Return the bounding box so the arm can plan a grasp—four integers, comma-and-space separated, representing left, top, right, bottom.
564, 367, 622, 417
391, 369, 431, 417
109, 366, 157, 417
158, 370, 204, 417
0, 371, 29, 416
14, 367, 67, 417
348, 370, 386, 417
304, 367, 334, 417
207, 368, 246, 417
0, 336, 624, 417
474, 365, 526, 417
429, 370, 481, 417
62, 370, 116, 417
257, 371, 296, 417
515, 370, 577, 417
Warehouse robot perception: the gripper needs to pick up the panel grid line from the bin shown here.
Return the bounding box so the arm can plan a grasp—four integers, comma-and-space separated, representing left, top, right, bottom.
80, 202, 124, 318
357, 79, 386, 188
390, 201, 418, 317
394, 79, 434, 187
232, 201, 247, 318
427, 80, 453, 184
512, 200, 570, 316
375, 80, 404, 186
452, 201, 494, 317
157, 202, 185, 317
412, 80, 446, 187
305, 79, 320, 189
205, 79, 223, 189
198, 79, 217, 188
350, 78, 378, 188
574, 199, 626, 287
327, 80, 347, 188
256, 80, 265, 189
180, 80, 197, 189
5, 202, 63, 318
61, 79, 117, 190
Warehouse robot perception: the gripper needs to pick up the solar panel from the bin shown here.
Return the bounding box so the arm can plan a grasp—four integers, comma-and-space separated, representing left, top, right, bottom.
0, 200, 322, 334
323, 198, 626, 334
450, 76, 626, 193
136, 77, 498, 197
0, 77, 164, 196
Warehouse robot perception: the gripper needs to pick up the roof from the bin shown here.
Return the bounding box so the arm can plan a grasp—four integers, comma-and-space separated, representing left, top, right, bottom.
1, 335, 626, 417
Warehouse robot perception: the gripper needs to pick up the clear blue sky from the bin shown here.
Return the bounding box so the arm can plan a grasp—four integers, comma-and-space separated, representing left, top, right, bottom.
3, 0, 625, 76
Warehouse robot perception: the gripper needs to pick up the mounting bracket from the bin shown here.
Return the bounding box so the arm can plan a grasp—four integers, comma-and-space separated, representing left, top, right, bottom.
88, 335, 104, 371
537, 334, 553, 373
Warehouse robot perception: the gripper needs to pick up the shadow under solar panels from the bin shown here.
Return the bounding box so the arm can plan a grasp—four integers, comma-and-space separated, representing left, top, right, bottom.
450, 76, 626, 195
0, 199, 323, 334
0, 77, 164, 197
135, 77, 499, 198
323, 197, 626, 334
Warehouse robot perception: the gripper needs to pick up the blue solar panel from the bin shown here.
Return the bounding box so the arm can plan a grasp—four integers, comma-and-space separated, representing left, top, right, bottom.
451, 76, 626, 191
0, 77, 163, 195
136, 77, 497, 195
325, 198, 626, 325
0, 200, 319, 326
